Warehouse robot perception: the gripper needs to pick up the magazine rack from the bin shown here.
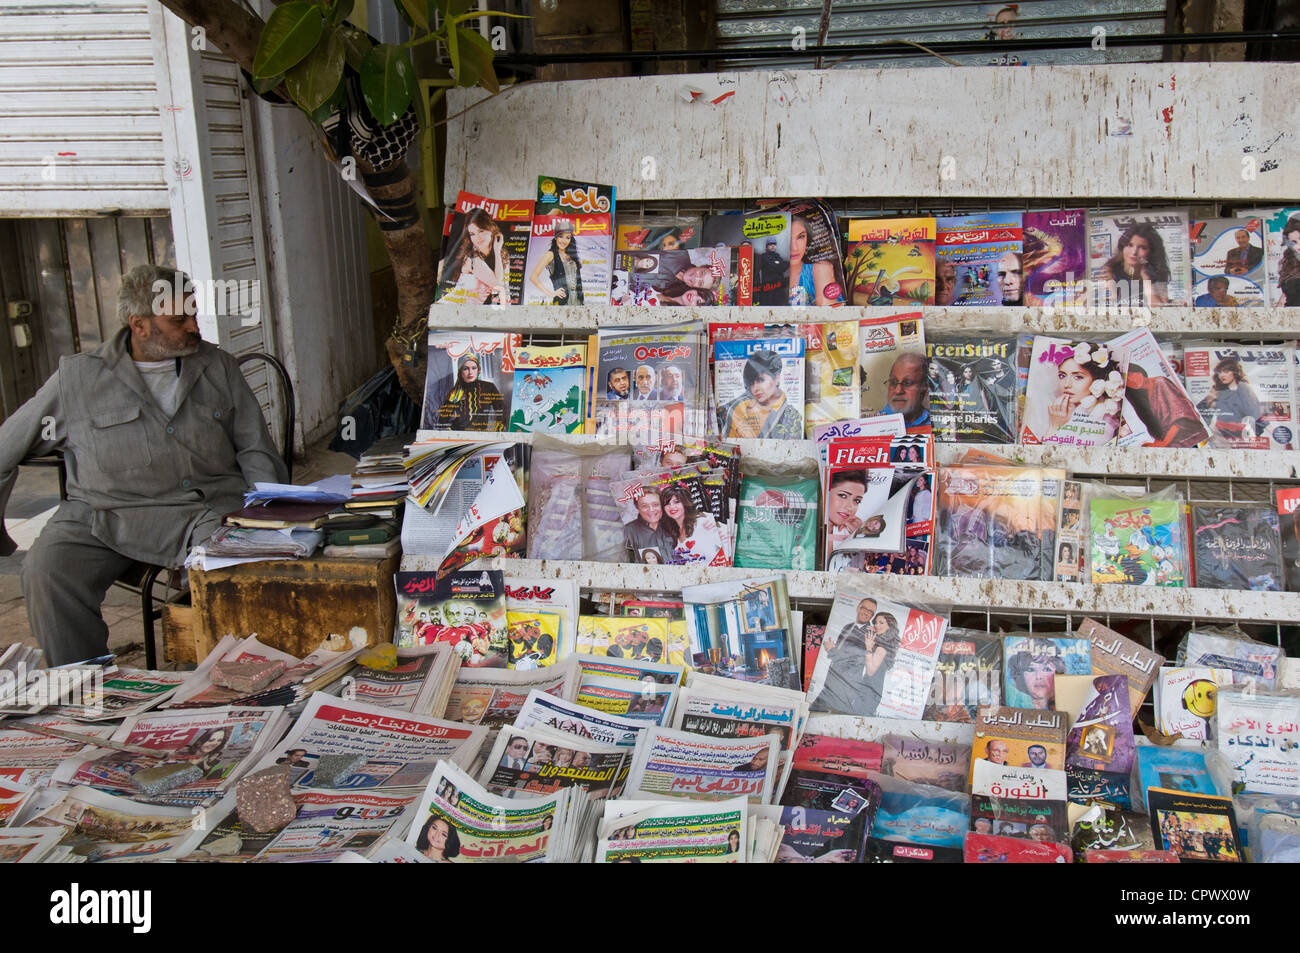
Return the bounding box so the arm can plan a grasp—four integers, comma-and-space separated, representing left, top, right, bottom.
427, 65, 1300, 638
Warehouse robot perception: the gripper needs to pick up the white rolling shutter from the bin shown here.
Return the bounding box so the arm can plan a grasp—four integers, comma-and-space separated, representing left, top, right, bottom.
0, 0, 168, 215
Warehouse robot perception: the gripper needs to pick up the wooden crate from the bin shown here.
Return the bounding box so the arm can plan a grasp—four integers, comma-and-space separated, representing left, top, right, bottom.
186, 555, 399, 662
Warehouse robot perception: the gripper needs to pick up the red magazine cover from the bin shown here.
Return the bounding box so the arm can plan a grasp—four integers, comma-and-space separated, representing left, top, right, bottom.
1086, 849, 1180, 863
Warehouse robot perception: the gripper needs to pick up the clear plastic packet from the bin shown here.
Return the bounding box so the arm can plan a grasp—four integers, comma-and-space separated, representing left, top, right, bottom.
935, 463, 1062, 580
1178, 625, 1287, 691
1085, 482, 1188, 587
526, 437, 630, 561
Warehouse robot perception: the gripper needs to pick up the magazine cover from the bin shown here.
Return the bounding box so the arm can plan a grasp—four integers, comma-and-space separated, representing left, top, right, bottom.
806, 585, 949, 719
858, 312, 928, 426
1154, 666, 1232, 740
843, 217, 936, 306
803, 320, 860, 434
1054, 478, 1085, 582
681, 576, 798, 690
593, 323, 705, 440
435, 192, 533, 305
963, 833, 1072, 863
1278, 486, 1300, 591
508, 343, 585, 434
1065, 674, 1135, 775
935, 212, 1023, 306
1022, 209, 1088, 307
1190, 216, 1267, 307
616, 216, 700, 251
774, 806, 872, 862
1242, 205, 1300, 306
505, 611, 562, 669
608, 471, 728, 567
822, 437, 913, 565
926, 335, 1017, 442
713, 336, 805, 439
766, 197, 848, 306
1147, 788, 1242, 862
1089, 494, 1188, 587
922, 630, 1003, 722
1019, 336, 1129, 446
1190, 504, 1284, 591
1002, 636, 1091, 710
420, 330, 518, 431
611, 247, 742, 307
1183, 344, 1296, 450
1088, 209, 1192, 307
734, 473, 819, 571
866, 775, 969, 860
972, 706, 1067, 781
522, 213, 613, 305
936, 465, 1060, 580
700, 210, 792, 306
1110, 328, 1209, 448
535, 175, 614, 216
394, 570, 507, 666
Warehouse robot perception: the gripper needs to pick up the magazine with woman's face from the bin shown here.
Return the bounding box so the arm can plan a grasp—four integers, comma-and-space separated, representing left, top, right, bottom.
522, 213, 613, 306
1019, 336, 1129, 447
421, 331, 517, 432
1087, 210, 1192, 308
608, 470, 725, 567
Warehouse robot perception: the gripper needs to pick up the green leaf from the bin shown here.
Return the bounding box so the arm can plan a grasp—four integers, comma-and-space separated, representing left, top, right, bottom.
432, 0, 475, 17
397, 0, 429, 30
253, 2, 326, 79
456, 27, 497, 93
449, 9, 530, 25
359, 43, 416, 126
286, 27, 345, 112
338, 25, 373, 70
250, 71, 285, 95
329, 0, 355, 25
308, 77, 346, 124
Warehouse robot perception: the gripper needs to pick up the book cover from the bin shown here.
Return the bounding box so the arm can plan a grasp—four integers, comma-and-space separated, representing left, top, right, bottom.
1085, 849, 1179, 863
420, 330, 518, 432
774, 806, 872, 863
393, 569, 507, 666
700, 210, 792, 306
843, 217, 936, 306
522, 213, 613, 305
935, 212, 1023, 306
1022, 209, 1088, 307
922, 630, 1003, 722
509, 343, 586, 434
1065, 674, 1136, 774
969, 797, 1068, 844
806, 588, 948, 719
1190, 504, 1284, 591
1147, 788, 1242, 862
435, 192, 532, 305
869, 784, 969, 853
1003, 636, 1091, 710
858, 312, 928, 427
1153, 666, 1232, 740
1087, 209, 1192, 307
1278, 487, 1300, 592
1089, 494, 1188, 587
1190, 216, 1267, 307
802, 624, 825, 693
1134, 745, 1222, 810
1215, 690, 1300, 796
682, 576, 799, 690
1183, 344, 1296, 450
926, 335, 1018, 443
714, 337, 806, 440
1076, 617, 1163, 713
1109, 327, 1210, 448
964, 833, 1072, 863
879, 735, 969, 791
972, 706, 1068, 781
535, 175, 614, 216
1020, 336, 1129, 446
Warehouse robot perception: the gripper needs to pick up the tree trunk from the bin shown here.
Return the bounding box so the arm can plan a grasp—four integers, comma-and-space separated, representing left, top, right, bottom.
156, 0, 433, 404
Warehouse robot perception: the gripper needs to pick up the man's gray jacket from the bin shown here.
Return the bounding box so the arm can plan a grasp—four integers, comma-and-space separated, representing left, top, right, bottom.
0, 327, 288, 565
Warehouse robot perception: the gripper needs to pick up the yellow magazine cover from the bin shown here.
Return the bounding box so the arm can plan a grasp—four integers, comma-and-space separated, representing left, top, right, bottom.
506, 609, 562, 668
844, 218, 937, 306
803, 320, 860, 435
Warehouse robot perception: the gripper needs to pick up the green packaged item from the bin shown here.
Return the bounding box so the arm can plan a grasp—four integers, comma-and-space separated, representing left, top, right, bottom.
734, 473, 818, 570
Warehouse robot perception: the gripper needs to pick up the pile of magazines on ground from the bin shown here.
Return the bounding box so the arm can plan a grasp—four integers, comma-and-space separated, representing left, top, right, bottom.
0, 567, 1296, 863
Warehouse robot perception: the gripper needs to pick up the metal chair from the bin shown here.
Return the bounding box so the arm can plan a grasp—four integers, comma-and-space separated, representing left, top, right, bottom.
13, 351, 295, 668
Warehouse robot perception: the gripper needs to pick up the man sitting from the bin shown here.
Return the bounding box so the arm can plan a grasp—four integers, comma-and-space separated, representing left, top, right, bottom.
0, 265, 287, 665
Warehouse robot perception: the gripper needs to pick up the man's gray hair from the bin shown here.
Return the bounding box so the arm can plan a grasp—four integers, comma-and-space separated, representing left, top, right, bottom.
118, 263, 193, 327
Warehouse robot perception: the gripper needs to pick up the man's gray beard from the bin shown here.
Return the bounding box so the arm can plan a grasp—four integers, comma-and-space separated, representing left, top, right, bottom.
134, 336, 200, 360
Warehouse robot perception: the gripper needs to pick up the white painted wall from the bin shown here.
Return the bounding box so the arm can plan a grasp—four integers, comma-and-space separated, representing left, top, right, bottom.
446, 64, 1300, 201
